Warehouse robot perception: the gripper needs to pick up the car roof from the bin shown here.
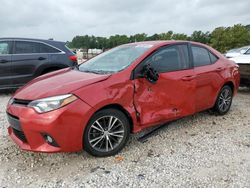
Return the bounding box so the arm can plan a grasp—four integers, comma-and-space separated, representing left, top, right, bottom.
124, 40, 184, 46
228, 46, 250, 51
240, 45, 250, 49
123, 40, 208, 47
0, 37, 65, 45
123, 40, 224, 58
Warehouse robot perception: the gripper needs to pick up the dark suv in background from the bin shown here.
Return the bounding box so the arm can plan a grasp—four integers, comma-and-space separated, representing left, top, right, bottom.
0, 38, 77, 90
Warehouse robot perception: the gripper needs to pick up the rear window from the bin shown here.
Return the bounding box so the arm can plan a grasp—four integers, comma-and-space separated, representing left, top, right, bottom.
15, 41, 61, 54
64, 44, 75, 54
192, 46, 211, 67
40, 43, 61, 53
209, 52, 218, 63
246, 49, 250, 54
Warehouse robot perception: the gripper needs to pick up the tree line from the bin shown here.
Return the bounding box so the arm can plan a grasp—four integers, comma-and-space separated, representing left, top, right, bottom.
68, 24, 250, 53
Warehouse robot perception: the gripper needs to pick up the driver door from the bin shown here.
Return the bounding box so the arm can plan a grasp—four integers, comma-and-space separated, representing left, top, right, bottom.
133, 44, 196, 127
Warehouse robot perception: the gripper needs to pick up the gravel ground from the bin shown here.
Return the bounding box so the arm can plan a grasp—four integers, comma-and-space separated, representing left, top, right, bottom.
0, 88, 250, 188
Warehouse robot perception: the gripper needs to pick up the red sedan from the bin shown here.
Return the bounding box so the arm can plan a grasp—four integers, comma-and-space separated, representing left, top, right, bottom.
6, 41, 240, 157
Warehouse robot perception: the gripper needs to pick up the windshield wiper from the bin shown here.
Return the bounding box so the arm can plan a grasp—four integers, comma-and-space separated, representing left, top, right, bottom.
82, 70, 114, 75
93, 70, 114, 74
81, 70, 98, 74
72, 64, 79, 70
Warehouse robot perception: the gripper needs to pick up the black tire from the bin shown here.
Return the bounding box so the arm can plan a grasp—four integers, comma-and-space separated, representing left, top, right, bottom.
84, 108, 130, 157
213, 85, 233, 115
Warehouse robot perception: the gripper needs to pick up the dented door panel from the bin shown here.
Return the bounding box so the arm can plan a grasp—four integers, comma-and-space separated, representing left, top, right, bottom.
133, 69, 196, 127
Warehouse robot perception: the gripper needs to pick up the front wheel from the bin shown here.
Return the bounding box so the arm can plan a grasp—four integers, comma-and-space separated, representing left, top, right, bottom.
84, 109, 130, 157
214, 85, 233, 115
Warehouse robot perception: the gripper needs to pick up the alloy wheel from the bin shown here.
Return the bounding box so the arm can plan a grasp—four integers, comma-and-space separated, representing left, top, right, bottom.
218, 87, 232, 113
87, 116, 125, 152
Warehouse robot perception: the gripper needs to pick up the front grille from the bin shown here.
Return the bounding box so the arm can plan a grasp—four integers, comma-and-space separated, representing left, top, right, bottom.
7, 112, 27, 143
7, 112, 19, 119
12, 128, 27, 143
12, 98, 31, 106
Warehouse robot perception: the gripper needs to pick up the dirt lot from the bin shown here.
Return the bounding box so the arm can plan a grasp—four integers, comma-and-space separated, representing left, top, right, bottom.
0, 88, 250, 187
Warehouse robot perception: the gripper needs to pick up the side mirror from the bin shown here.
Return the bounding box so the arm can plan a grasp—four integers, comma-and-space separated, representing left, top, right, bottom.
142, 64, 159, 84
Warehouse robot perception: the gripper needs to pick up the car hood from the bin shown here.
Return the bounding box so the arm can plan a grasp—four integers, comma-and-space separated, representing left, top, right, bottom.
230, 55, 250, 64
14, 68, 111, 100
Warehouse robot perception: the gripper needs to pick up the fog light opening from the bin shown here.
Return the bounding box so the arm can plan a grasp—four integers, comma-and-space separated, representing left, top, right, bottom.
42, 134, 59, 147
46, 135, 53, 143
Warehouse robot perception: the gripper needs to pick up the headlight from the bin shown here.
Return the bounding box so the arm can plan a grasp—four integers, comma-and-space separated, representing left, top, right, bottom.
8, 97, 14, 105
28, 94, 78, 113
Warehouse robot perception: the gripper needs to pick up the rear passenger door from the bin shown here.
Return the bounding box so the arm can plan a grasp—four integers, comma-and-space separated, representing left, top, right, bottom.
0, 40, 13, 88
11, 40, 49, 86
191, 45, 223, 112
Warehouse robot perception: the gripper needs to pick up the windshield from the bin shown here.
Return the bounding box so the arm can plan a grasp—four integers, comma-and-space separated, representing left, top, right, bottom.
239, 46, 249, 53
227, 48, 239, 53
228, 47, 249, 53
78, 44, 152, 74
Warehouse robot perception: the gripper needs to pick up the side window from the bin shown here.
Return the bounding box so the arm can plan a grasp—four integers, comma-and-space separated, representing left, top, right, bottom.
245, 49, 250, 54
191, 46, 211, 67
145, 44, 190, 73
0, 41, 11, 55
40, 43, 61, 53
15, 41, 40, 54
209, 52, 218, 63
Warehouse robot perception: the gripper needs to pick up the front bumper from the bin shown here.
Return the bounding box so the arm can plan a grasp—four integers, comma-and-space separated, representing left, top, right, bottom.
6, 98, 93, 152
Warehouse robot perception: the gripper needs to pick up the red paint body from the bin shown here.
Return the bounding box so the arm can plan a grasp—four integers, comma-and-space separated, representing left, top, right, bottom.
6, 41, 240, 152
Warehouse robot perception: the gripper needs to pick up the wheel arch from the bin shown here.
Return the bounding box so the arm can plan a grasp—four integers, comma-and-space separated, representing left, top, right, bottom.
83, 103, 133, 156
35, 64, 68, 76
40, 66, 66, 75
212, 81, 234, 115
212, 80, 235, 109
223, 81, 235, 94
92, 104, 134, 133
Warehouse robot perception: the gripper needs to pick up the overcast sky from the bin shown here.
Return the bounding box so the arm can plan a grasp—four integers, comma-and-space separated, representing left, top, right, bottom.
0, 0, 249, 41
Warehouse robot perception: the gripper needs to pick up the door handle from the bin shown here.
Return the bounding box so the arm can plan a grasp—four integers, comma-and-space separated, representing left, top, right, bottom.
38, 57, 46, 61
0, 59, 9, 63
181, 75, 196, 81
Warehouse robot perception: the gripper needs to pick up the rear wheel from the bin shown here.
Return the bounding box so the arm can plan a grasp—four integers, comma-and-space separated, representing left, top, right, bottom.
84, 109, 130, 157
214, 85, 233, 115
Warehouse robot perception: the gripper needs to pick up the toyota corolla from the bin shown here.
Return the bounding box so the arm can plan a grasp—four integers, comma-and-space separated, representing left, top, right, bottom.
6, 41, 240, 157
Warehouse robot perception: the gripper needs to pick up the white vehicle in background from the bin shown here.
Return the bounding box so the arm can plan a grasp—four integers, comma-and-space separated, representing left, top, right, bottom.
225, 46, 250, 58
230, 49, 250, 87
